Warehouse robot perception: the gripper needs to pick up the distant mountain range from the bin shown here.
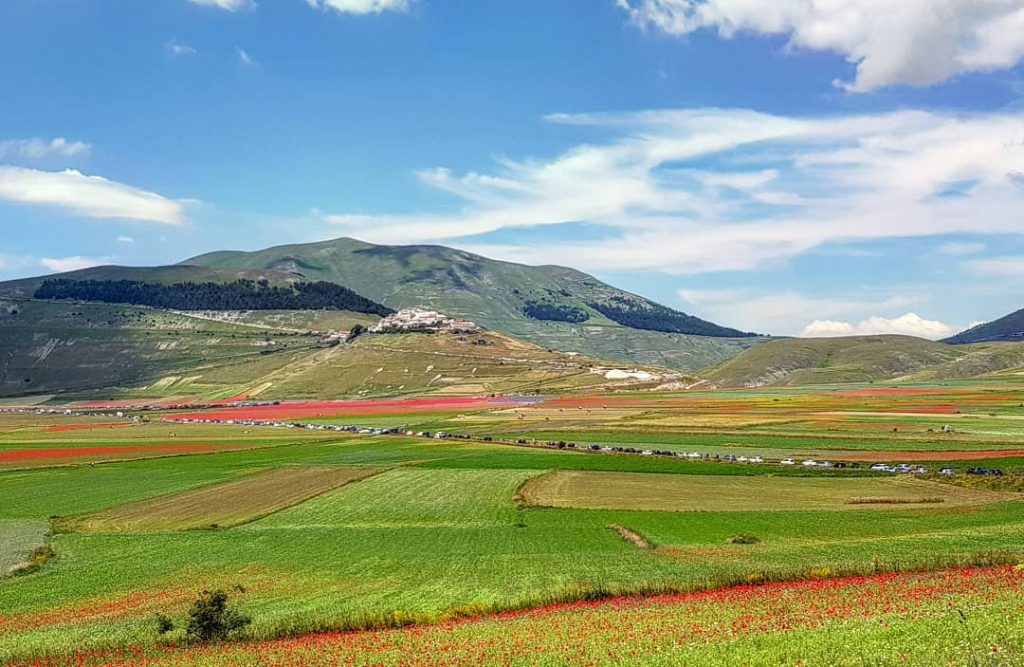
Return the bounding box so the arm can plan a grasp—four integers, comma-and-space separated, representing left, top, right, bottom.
0, 237, 761, 371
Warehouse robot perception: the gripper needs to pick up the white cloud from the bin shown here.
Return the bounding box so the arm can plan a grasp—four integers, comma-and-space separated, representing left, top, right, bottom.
323, 107, 1024, 276
800, 312, 955, 339
677, 288, 917, 336
0, 167, 187, 225
116, 235, 136, 244
963, 255, 1024, 277
0, 138, 90, 160
236, 47, 255, 65
168, 40, 197, 56
616, 0, 1024, 91
188, 0, 256, 11
306, 0, 412, 14
39, 256, 109, 273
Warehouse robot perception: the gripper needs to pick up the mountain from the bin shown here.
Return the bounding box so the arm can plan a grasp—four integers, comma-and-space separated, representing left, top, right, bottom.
945, 308, 1024, 344
185, 237, 761, 370
701, 335, 1024, 388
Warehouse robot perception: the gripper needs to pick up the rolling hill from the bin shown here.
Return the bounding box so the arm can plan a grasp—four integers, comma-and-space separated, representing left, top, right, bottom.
945, 308, 1024, 344
701, 335, 1024, 387
0, 297, 679, 401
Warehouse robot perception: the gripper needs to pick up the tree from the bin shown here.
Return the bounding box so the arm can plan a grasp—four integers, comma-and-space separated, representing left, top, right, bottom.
186, 589, 251, 642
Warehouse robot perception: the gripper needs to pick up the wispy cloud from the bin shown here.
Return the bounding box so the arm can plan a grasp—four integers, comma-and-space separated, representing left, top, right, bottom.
167, 39, 197, 57
0, 138, 90, 161
323, 107, 1024, 276
936, 241, 986, 256
616, 0, 1024, 92
306, 0, 413, 15
116, 235, 136, 244
236, 47, 255, 66
963, 255, 1024, 277
0, 167, 188, 225
39, 256, 109, 273
188, 0, 256, 11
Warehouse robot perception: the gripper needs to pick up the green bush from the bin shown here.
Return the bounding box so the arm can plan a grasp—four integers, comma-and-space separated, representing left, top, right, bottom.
186, 589, 251, 642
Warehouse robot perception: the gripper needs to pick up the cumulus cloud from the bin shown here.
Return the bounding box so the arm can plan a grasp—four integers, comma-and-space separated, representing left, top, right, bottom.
323, 107, 1024, 276
0, 167, 188, 225
188, 0, 255, 11
677, 288, 917, 336
616, 0, 1024, 91
800, 313, 955, 339
0, 138, 90, 160
39, 256, 108, 273
305, 0, 413, 14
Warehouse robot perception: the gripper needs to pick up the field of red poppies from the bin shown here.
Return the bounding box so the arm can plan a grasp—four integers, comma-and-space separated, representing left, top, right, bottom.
14, 566, 1024, 667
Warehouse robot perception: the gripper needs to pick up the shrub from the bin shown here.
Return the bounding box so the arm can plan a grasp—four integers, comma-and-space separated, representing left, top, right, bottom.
186, 589, 251, 642
155, 613, 175, 635
728, 535, 761, 545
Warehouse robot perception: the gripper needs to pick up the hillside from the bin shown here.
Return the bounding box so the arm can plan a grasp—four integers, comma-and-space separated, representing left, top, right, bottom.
185, 237, 761, 370
945, 308, 1024, 344
0, 298, 676, 401
701, 335, 1024, 387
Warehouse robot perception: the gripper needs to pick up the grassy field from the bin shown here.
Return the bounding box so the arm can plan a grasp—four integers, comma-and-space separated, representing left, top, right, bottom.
1, 379, 1024, 664
518, 470, 1014, 512
25, 566, 1023, 667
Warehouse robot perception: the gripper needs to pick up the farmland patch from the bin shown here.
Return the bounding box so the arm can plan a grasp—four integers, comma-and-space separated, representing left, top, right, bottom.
76, 466, 385, 532
0, 520, 48, 574
518, 470, 1016, 512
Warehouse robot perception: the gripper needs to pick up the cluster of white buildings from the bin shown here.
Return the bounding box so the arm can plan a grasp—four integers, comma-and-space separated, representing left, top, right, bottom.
369, 308, 481, 334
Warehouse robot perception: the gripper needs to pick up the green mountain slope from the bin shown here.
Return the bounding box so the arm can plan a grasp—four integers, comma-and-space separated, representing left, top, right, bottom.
701, 335, 1024, 387
186, 237, 760, 370
0, 298, 677, 401
945, 308, 1024, 344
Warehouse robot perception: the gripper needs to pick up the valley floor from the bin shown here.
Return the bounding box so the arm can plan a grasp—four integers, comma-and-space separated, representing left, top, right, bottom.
2, 378, 1024, 665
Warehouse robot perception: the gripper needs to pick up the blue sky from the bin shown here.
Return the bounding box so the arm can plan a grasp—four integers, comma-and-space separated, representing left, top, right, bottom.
2, 0, 1024, 337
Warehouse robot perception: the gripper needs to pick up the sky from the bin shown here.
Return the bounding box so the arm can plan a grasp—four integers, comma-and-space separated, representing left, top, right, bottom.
2, 0, 1024, 338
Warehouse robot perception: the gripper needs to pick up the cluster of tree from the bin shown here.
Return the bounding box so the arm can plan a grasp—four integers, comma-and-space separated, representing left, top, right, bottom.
587, 297, 754, 337
35, 278, 393, 315
522, 301, 590, 323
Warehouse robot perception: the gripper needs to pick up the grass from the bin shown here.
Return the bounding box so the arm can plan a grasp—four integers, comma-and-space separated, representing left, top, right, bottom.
2, 378, 1024, 663
517, 470, 1014, 512
74, 465, 386, 532
16, 566, 1024, 666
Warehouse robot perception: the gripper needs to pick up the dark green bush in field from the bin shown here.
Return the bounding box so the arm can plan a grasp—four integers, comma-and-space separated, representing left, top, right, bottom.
155, 613, 175, 635
186, 590, 251, 642
727, 535, 761, 545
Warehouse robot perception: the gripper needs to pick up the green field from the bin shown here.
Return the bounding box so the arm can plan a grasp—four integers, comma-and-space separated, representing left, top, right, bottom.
2, 379, 1024, 665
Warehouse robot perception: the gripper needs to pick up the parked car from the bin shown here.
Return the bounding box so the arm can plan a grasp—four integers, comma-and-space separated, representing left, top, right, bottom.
802, 459, 818, 467
939, 467, 956, 476
780, 458, 795, 466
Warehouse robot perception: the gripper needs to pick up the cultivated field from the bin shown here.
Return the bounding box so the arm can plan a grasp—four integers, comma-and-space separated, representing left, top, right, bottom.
518, 470, 1014, 512
2, 378, 1024, 665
